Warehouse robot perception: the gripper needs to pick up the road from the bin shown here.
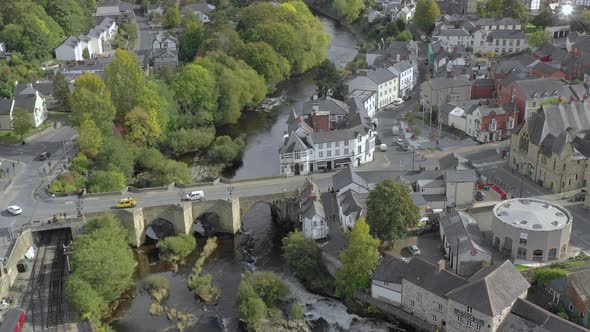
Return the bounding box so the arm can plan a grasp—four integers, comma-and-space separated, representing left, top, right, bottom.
134, 8, 159, 51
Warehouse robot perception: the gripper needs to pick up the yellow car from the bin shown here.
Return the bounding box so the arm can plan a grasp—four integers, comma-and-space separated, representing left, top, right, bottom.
115, 198, 137, 208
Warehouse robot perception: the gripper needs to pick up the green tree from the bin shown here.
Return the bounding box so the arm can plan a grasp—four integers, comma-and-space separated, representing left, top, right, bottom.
529, 30, 551, 48
531, 7, 553, 29
207, 135, 245, 164
76, 118, 103, 155
67, 214, 134, 320
105, 49, 146, 117
158, 127, 216, 156
314, 59, 341, 98
415, 0, 440, 32
396, 30, 412, 41
11, 107, 31, 140
282, 230, 322, 281
366, 179, 420, 243
241, 41, 291, 84
162, 4, 181, 29
171, 63, 218, 115
243, 272, 289, 307
53, 72, 70, 112
124, 107, 162, 147
95, 137, 136, 179
532, 268, 568, 284
237, 282, 267, 329
179, 17, 203, 61
82, 47, 90, 60
70, 72, 116, 135
136, 80, 175, 133
46, 0, 92, 35
335, 218, 380, 300
333, 0, 364, 24
87, 170, 127, 193
159, 234, 196, 261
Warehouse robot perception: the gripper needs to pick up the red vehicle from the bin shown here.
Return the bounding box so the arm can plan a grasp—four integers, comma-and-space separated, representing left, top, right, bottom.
0, 308, 26, 332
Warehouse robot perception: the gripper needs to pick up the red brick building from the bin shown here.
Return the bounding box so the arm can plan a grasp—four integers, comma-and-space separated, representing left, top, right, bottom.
471, 79, 495, 99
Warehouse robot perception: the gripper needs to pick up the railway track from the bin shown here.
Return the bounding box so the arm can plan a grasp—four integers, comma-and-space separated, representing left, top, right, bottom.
21, 230, 71, 331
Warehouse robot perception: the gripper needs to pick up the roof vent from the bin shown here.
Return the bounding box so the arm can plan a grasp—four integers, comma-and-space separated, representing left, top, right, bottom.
556, 212, 565, 217
542, 203, 551, 209
552, 221, 560, 227
503, 203, 512, 208
533, 224, 543, 230
520, 220, 528, 225
498, 211, 509, 216
520, 199, 531, 205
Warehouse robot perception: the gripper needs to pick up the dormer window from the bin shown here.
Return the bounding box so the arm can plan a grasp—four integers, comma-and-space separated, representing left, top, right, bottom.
552, 90, 558, 96
532, 92, 538, 98
542, 91, 548, 97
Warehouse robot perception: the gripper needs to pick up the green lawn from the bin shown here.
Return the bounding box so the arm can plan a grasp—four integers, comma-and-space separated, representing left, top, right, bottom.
525, 24, 542, 34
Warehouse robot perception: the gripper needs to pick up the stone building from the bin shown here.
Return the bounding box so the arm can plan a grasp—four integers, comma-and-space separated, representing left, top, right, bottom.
509, 102, 590, 193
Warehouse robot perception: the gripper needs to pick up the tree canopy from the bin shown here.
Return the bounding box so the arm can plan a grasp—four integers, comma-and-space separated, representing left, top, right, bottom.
366, 179, 420, 243
477, 0, 528, 25
76, 118, 103, 155
333, 0, 364, 24
335, 218, 380, 300
529, 30, 552, 48
67, 214, 134, 320
70, 72, 116, 136
415, 0, 440, 33
105, 49, 146, 118
11, 108, 31, 140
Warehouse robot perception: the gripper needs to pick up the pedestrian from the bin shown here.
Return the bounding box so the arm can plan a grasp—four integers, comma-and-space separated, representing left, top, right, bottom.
64, 212, 67, 219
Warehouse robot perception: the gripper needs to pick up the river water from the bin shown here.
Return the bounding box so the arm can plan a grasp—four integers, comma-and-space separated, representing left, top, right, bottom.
223, 17, 359, 180
111, 16, 391, 332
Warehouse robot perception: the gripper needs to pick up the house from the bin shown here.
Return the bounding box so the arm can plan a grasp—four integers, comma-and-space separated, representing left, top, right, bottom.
371, 257, 535, 332
300, 178, 328, 240
439, 99, 481, 130
57, 57, 114, 81
55, 18, 117, 61
420, 78, 472, 110
347, 68, 399, 110
547, 269, 590, 328
0, 42, 6, 54
332, 167, 370, 230
151, 32, 178, 69
432, 16, 527, 55
146, 4, 164, 16
387, 60, 414, 98
490, 54, 539, 81
533, 43, 569, 63
465, 102, 518, 143
15, 82, 56, 109
93, 0, 134, 24
471, 79, 495, 99
181, 3, 216, 24
0, 83, 48, 130
365, 40, 419, 76
497, 77, 574, 123
531, 61, 567, 79
279, 99, 376, 176
509, 101, 590, 193
347, 89, 376, 118
501, 298, 589, 332
439, 209, 492, 277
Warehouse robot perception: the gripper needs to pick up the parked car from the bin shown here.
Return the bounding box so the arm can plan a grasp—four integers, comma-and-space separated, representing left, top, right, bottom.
408, 244, 421, 256
402, 95, 412, 101
115, 198, 137, 208
184, 190, 205, 201
574, 192, 586, 202
392, 98, 403, 106
475, 190, 484, 201
38, 152, 51, 161
402, 144, 410, 151
396, 138, 404, 146
379, 144, 388, 152
7, 205, 23, 215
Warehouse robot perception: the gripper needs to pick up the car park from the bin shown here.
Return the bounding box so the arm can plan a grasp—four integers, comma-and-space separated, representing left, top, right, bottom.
408, 244, 421, 256
7, 205, 23, 215
38, 152, 51, 161
115, 198, 137, 208
185, 191, 205, 201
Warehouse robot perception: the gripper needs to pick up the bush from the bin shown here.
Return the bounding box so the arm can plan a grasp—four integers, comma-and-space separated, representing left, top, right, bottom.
243, 272, 289, 307
237, 281, 268, 329
88, 170, 127, 193
158, 127, 215, 156
71, 153, 91, 174
159, 235, 197, 262
50, 171, 87, 193
190, 274, 220, 303
144, 275, 169, 302
207, 136, 246, 164
291, 303, 303, 320
532, 268, 568, 284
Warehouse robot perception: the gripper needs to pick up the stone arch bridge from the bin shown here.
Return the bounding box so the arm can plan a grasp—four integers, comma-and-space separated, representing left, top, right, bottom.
31, 191, 300, 246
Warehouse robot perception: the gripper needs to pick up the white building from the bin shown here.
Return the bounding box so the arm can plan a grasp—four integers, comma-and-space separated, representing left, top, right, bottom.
55, 17, 117, 61
332, 167, 370, 230
432, 16, 527, 55
0, 83, 48, 130
300, 178, 328, 240
347, 89, 376, 118
279, 100, 376, 176
387, 60, 414, 98
347, 68, 399, 110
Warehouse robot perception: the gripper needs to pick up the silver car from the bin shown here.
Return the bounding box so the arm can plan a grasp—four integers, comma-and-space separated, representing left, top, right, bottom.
408, 244, 421, 256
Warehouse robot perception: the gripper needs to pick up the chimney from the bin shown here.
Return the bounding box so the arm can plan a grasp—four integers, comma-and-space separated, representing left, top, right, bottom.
27, 83, 33, 88
312, 102, 319, 113
396, 54, 400, 62
436, 259, 446, 272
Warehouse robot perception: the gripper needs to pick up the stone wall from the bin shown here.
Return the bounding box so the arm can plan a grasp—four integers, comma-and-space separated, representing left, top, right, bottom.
0, 229, 34, 298
401, 279, 447, 329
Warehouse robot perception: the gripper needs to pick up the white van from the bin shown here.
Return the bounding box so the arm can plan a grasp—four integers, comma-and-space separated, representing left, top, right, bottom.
185, 191, 205, 201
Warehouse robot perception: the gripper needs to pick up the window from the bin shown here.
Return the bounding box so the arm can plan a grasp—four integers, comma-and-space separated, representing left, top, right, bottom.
335, 150, 340, 156
476, 324, 482, 330
327, 150, 332, 157
532, 101, 537, 108
319, 143, 324, 149
570, 304, 574, 311
502, 40, 506, 46
294, 151, 301, 159
467, 306, 473, 313
357, 146, 361, 154
319, 151, 323, 158
410, 300, 415, 307
432, 315, 437, 322
467, 320, 472, 327
517, 40, 521, 46
358, 136, 362, 142
457, 316, 463, 323
438, 303, 443, 311
344, 148, 349, 154
335, 141, 340, 147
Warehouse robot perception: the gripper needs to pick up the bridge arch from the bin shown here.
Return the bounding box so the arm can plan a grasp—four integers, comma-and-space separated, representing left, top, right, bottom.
144, 218, 176, 244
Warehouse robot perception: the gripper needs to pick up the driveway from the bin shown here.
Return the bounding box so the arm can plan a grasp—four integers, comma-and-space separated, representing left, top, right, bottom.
382, 232, 444, 264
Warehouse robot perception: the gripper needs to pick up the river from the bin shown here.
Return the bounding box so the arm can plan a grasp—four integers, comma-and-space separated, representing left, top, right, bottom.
222, 16, 359, 180
110, 16, 389, 332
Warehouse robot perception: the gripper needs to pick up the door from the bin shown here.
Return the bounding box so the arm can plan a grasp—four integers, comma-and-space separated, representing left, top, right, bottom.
294, 163, 300, 176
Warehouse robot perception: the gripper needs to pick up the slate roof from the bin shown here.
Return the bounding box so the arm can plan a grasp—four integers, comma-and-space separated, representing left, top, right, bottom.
440, 209, 490, 255
301, 97, 349, 116
488, 29, 525, 40
410, 192, 427, 206
400, 258, 468, 298
516, 77, 572, 99
367, 68, 398, 85
437, 28, 470, 37
447, 260, 530, 316
13, 95, 37, 113
506, 298, 589, 332
567, 269, 590, 308
477, 17, 520, 26
182, 3, 216, 14
337, 190, 367, 222
278, 132, 311, 154
532, 62, 561, 75
0, 99, 14, 115
445, 169, 476, 182
372, 255, 408, 283
527, 102, 590, 156
535, 43, 569, 62
473, 78, 494, 87
417, 179, 444, 188
573, 35, 590, 52
333, 166, 369, 192
426, 77, 471, 90
300, 179, 325, 220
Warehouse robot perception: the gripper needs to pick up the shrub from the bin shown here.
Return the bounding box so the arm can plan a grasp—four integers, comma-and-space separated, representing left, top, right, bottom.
206, 136, 246, 164
144, 275, 169, 302
291, 303, 303, 320
50, 171, 87, 193
71, 153, 91, 174
532, 268, 568, 284
158, 127, 215, 156
159, 234, 197, 262
87, 170, 127, 193
190, 274, 220, 303
237, 282, 268, 329
243, 272, 289, 307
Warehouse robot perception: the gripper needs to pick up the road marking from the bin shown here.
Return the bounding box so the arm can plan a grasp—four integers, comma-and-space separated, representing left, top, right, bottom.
571, 231, 590, 249
64, 201, 74, 205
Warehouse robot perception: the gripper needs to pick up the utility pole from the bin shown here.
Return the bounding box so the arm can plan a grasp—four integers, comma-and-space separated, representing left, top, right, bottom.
412, 146, 415, 171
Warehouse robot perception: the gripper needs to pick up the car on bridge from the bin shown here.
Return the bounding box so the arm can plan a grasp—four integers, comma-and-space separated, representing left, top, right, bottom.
184, 191, 205, 201
115, 198, 137, 209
